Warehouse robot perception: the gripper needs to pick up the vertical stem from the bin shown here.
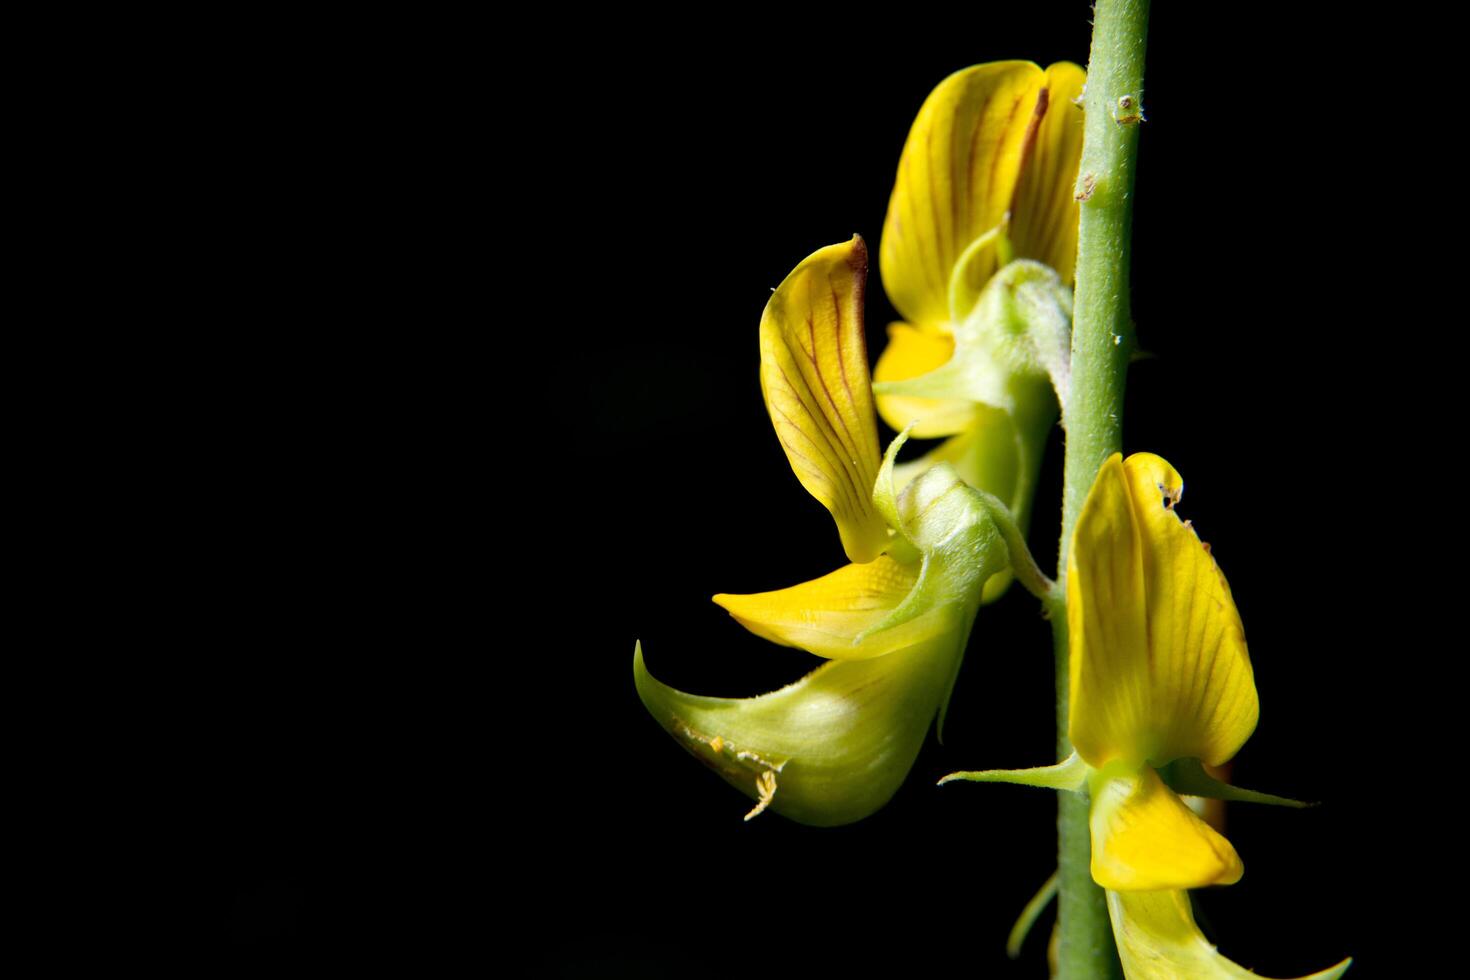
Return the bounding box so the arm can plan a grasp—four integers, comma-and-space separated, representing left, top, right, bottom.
1052, 1, 1149, 977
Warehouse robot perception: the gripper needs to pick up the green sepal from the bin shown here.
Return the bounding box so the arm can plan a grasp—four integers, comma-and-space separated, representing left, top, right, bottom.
873, 258, 1071, 416
961, 258, 1073, 410
946, 221, 1007, 324
865, 461, 1005, 739
873, 426, 918, 562
939, 749, 1089, 791
1007, 871, 1059, 960
888, 418, 1048, 605
864, 457, 1006, 639
871, 335, 1016, 410
1161, 758, 1313, 809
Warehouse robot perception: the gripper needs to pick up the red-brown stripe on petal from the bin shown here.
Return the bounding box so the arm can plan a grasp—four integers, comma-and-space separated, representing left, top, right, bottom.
880, 62, 1047, 329
760, 237, 888, 564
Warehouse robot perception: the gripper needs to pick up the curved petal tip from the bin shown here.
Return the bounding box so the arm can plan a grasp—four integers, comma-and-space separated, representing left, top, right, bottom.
1109, 889, 1352, 980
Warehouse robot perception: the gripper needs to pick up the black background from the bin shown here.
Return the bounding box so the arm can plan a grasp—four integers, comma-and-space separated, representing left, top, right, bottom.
209, 4, 1433, 975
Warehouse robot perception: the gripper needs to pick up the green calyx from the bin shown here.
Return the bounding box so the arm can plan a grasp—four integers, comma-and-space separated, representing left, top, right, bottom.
874, 259, 1072, 605
874, 258, 1073, 418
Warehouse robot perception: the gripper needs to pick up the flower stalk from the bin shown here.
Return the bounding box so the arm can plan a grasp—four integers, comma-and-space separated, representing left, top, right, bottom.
1053, 1, 1150, 977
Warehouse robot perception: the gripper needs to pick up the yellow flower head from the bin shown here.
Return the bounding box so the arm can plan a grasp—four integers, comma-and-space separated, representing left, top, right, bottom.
944, 453, 1349, 978
1077, 456, 1349, 976
1069, 453, 1256, 890
871, 62, 1085, 601
636, 237, 1011, 825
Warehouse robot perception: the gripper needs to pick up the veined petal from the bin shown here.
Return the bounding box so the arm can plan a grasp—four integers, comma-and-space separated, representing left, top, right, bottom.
872, 323, 979, 438
634, 633, 962, 826
1089, 765, 1242, 891
1009, 63, 1086, 282
1068, 454, 1259, 768
712, 555, 929, 661
1109, 890, 1353, 980
760, 236, 888, 564
881, 62, 1046, 330
1122, 453, 1258, 764
1067, 454, 1149, 766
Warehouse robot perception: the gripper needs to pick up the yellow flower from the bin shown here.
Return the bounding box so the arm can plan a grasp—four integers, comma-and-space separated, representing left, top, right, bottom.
1070, 453, 1254, 891
634, 61, 1088, 825
945, 454, 1350, 977
635, 237, 1011, 825
871, 61, 1085, 601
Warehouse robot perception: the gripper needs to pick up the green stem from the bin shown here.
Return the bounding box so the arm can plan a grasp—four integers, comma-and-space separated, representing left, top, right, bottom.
1052, 1, 1149, 977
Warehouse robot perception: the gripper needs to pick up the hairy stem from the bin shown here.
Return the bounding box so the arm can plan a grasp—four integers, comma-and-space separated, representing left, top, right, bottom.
1052, 1, 1150, 977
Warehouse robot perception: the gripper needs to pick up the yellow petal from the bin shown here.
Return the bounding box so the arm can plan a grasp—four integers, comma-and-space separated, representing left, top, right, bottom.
1121, 453, 1258, 764
1068, 454, 1259, 768
872, 323, 980, 438
880, 62, 1046, 330
760, 236, 888, 564
1067, 455, 1150, 766
1009, 63, 1086, 282
1089, 765, 1242, 891
713, 555, 928, 661
633, 631, 962, 826
1109, 889, 1353, 980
